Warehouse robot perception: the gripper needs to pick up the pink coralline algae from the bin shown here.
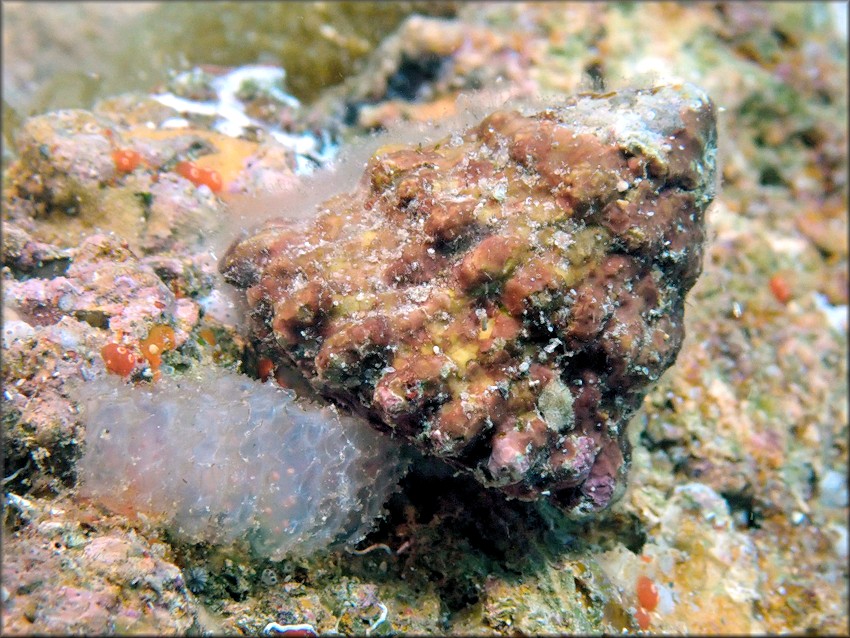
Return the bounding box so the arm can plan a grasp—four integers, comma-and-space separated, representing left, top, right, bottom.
221, 84, 717, 517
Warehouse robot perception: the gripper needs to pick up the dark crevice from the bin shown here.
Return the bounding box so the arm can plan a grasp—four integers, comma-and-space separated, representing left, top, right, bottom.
584, 61, 606, 92
721, 488, 764, 529
5, 256, 71, 281
759, 165, 786, 186
385, 53, 449, 102
639, 427, 681, 453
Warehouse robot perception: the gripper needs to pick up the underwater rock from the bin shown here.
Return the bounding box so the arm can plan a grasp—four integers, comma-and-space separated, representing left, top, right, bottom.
2, 493, 199, 634
221, 84, 717, 517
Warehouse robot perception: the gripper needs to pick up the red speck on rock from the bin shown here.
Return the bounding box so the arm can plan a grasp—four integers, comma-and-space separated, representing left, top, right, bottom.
635, 606, 652, 630
112, 149, 141, 173
101, 343, 137, 377
636, 574, 660, 611
175, 160, 223, 193
768, 273, 792, 304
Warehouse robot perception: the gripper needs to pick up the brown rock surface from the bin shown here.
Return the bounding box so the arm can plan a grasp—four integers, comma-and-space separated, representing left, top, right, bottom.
221, 83, 717, 516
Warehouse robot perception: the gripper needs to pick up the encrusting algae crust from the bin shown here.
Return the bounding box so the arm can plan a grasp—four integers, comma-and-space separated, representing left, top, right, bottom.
221, 84, 717, 517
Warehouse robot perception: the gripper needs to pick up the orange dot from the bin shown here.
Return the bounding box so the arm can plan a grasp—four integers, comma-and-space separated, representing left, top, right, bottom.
635, 606, 651, 631
175, 161, 223, 193
768, 274, 792, 304
200, 167, 223, 192
101, 342, 137, 376
176, 160, 199, 182
636, 575, 660, 611
112, 149, 141, 173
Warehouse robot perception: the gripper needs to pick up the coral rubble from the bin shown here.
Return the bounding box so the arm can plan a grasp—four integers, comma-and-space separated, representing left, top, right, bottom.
221, 83, 718, 516
2, 493, 200, 634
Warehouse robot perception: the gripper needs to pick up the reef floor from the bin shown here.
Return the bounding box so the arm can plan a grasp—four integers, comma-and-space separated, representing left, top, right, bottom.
2, 3, 847, 635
